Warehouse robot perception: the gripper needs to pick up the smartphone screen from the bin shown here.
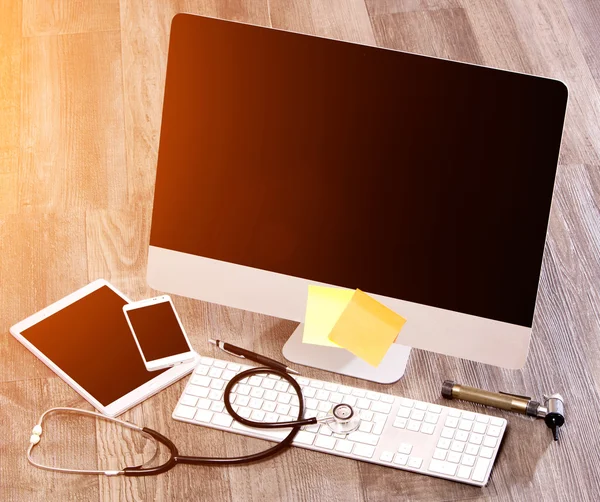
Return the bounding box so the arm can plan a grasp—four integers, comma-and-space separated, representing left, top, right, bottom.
125, 301, 192, 361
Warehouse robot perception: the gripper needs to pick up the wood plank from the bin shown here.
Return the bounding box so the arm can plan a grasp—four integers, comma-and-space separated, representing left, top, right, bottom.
22, 0, 121, 36
0, 378, 100, 501
19, 31, 127, 211
270, 0, 376, 44
0, 212, 88, 383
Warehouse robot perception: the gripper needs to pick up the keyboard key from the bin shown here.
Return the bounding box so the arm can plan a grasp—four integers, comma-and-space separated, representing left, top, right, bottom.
195, 365, 209, 375
227, 362, 241, 371
213, 360, 227, 369
469, 433, 483, 445
342, 395, 358, 407
237, 384, 251, 395
462, 412, 476, 421
455, 430, 469, 442
437, 438, 451, 449
191, 376, 211, 388
275, 381, 289, 393
294, 431, 316, 445
372, 402, 392, 414
262, 401, 277, 413
325, 382, 338, 392
428, 404, 442, 414
318, 401, 331, 412
277, 393, 292, 404
421, 423, 436, 435
347, 431, 379, 446
208, 368, 223, 378
462, 454, 476, 467
441, 427, 455, 439
249, 398, 263, 409
338, 385, 352, 395
320, 426, 332, 436
306, 398, 318, 410
210, 380, 225, 390
394, 453, 408, 465
316, 390, 330, 401
429, 460, 457, 476
487, 425, 501, 437
445, 417, 459, 428
450, 441, 465, 453
352, 388, 366, 398
235, 395, 250, 407
310, 380, 324, 389
180, 395, 198, 407
448, 409, 461, 418
483, 436, 497, 448
197, 398, 212, 410
424, 412, 439, 424
360, 410, 374, 421
397, 407, 411, 418
433, 449, 447, 460
194, 409, 213, 423
291, 396, 300, 406
457, 465, 472, 479
476, 415, 490, 423
174, 404, 196, 419
356, 398, 371, 409
297, 377, 310, 386
480, 447, 494, 459
212, 413, 233, 427
251, 410, 265, 421
393, 417, 407, 429
209, 389, 223, 401
398, 443, 412, 454
334, 440, 354, 454
238, 407, 252, 419
473, 422, 487, 434
264, 390, 278, 401
458, 420, 473, 431
372, 421, 385, 435
265, 413, 279, 423
399, 398, 413, 407
447, 451, 461, 463
262, 379, 276, 390
330, 392, 344, 404
221, 370, 236, 381
276, 404, 291, 415
302, 386, 316, 398
359, 421, 373, 433
490, 417, 504, 427
408, 457, 423, 469
315, 435, 336, 450
381, 394, 394, 404
210, 401, 225, 413
367, 391, 381, 400
249, 376, 263, 386
411, 410, 425, 421
200, 357, 214, 366
465, 444, 479, 456
407, 420, 421, 432
414, 402, 428, 411
373, 413, 388, 423
472, 458, 491, 482
353, 444, 375, 458
379, 451, 394, 462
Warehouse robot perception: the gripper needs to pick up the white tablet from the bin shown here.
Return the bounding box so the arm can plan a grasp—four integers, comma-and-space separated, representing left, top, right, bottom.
10, 279, 199, 417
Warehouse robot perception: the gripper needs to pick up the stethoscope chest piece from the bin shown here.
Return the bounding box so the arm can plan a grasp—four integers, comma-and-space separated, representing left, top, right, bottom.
320, 404, 361, 434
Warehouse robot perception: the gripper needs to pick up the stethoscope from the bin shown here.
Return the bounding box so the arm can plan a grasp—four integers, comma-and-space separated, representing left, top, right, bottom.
28, 367, 361, 476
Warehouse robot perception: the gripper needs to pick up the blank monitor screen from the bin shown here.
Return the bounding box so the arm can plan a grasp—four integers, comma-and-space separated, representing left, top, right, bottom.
150, 15, 567, 328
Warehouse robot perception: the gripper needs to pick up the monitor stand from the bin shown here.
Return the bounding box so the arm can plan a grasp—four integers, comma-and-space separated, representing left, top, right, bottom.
282, 323, 411, 384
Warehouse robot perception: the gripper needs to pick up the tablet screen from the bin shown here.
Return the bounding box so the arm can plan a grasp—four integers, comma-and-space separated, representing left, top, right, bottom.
20, 285, 166, 406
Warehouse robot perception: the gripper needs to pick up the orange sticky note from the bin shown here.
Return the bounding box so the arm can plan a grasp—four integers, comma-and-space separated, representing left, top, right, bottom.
328, 289, 406, 367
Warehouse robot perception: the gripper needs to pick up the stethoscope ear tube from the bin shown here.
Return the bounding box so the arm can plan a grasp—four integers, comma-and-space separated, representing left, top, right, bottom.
123, 427, 179, 476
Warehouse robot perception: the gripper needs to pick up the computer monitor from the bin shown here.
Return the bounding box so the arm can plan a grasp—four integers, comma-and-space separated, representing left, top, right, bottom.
148, 14, 567, 382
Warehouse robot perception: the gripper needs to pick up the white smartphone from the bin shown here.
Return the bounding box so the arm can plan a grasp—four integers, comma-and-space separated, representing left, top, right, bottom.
123, 295, 196, 371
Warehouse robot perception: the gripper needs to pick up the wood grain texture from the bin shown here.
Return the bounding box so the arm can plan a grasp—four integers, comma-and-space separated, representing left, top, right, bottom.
1, 0, 600, 500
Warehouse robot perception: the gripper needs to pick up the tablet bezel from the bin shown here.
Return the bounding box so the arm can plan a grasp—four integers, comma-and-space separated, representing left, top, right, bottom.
9, 279, 198, 417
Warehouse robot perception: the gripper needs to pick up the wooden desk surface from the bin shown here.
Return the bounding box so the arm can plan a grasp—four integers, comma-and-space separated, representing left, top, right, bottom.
1, 1, 600, 500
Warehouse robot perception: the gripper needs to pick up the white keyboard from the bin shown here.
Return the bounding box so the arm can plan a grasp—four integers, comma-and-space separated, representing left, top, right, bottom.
173, 356, 506, 486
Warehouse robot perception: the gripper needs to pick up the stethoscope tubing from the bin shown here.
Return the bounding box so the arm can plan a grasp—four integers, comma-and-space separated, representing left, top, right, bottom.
29, 367, 316, 476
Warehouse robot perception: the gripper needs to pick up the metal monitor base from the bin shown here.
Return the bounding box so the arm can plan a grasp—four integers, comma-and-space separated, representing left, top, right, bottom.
281, 323, 411, 384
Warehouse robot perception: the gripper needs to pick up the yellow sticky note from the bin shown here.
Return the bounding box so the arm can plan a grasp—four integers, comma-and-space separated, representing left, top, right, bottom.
302, 285, 354, 347
328, 290, 406, 367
